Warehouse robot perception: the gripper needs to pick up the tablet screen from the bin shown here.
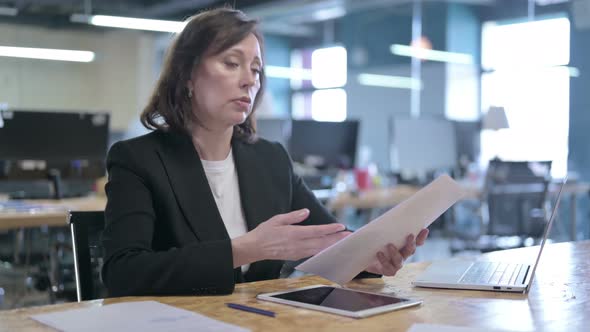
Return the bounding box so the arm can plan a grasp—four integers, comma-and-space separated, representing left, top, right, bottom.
270, 286, 406, 312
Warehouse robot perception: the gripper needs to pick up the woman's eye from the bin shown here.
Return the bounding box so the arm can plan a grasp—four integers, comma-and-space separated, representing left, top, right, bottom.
225, 61, 239, 68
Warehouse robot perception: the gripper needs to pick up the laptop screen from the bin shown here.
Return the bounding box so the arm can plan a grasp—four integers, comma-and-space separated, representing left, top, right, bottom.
525, 177, 567, 292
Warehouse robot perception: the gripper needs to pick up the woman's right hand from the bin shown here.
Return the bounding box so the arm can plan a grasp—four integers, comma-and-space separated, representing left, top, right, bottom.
231, 209, 349, 267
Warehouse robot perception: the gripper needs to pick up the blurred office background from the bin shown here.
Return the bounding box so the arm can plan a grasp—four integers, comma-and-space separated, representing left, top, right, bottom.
1, 0, 589, 309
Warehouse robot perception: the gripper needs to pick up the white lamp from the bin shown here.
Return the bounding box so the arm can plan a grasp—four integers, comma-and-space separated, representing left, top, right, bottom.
483, 106, 509, 161
482, 106, 509, 131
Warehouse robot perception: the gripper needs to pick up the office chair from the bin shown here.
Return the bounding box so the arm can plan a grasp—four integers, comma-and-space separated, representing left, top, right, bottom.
68, 211, 107, 301
485, 178, 549, 237
481, 160, 551, 247
451, 160, 551, 253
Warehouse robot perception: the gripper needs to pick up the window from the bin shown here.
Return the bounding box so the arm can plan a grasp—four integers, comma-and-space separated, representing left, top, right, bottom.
291, 46, 347, 122
311, 88, 347, 122
480, 16, 570, 178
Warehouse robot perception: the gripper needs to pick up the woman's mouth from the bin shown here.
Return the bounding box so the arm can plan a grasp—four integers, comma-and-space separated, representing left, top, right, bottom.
233, 99, 250, 110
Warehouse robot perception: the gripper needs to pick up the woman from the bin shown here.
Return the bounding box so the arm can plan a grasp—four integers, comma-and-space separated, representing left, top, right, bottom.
102, 7, 428, 297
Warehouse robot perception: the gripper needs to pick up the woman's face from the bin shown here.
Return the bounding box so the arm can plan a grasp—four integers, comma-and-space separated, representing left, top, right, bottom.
188, 33, 262, 131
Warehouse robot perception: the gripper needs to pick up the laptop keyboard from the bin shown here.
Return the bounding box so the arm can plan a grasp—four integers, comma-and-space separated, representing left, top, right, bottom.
459, 262, 529, 285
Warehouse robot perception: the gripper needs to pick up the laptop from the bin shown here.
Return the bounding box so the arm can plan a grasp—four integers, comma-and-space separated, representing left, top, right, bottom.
413, 178, 566, 293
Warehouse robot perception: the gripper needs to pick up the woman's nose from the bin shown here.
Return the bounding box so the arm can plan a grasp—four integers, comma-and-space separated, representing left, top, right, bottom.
240, 69, 256, 88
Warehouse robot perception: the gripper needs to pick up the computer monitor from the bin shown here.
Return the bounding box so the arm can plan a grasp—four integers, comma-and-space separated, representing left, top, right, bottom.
0, 110, 109, 161
0, 110, 110, 198
289, 120, 359, 170
390, 116, 457, 177
255, 118, 291, 148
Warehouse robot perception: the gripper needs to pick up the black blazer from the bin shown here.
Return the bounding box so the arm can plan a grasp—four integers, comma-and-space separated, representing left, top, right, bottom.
101, 130, 338, 297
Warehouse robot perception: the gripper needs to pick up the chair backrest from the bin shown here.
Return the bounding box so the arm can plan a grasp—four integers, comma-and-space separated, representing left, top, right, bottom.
487, 159, 552, 183
484, 160, 551, 237
68, 211, 107, 301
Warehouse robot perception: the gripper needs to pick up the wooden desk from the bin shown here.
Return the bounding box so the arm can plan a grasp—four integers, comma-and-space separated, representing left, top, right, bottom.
0, 196, 106, 231
327, 185, 420, 211
2, 240, 588, 331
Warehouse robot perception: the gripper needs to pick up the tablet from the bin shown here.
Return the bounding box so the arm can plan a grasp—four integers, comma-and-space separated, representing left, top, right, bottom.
256, 285, 422, 318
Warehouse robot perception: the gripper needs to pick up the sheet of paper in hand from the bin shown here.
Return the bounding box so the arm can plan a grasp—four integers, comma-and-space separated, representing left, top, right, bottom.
296, 174, 465, 285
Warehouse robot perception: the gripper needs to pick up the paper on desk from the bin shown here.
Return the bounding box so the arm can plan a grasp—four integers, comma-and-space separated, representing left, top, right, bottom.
31, 300, 250, 332
296, 174, 465, 285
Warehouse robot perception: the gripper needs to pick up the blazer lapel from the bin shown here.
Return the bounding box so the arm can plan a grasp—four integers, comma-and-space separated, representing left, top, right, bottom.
156, 132, 229, 241
232, 139, 284, 281
231, 139, 268, 231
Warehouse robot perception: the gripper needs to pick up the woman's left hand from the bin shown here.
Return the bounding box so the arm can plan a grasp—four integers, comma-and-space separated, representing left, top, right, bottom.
365, 228, 429, 276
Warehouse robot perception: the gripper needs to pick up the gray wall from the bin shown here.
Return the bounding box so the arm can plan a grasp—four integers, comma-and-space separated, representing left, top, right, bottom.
346, 63, 447, 170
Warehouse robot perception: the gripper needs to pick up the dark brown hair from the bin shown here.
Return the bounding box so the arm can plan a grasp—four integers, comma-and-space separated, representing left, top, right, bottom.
140, 7, 265, 142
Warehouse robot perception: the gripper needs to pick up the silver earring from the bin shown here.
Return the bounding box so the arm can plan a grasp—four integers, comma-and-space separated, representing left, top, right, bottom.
188, 89, 193, 98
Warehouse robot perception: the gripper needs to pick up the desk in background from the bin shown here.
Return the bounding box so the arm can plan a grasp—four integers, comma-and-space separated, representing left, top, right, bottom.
5, 180, 584, 234
1, 184, 417, 230
2, 240, 588, 331
0, 196, 107, 232
324, 180, 590, 240
326, 185, 420, 211
0, 196, 107, 278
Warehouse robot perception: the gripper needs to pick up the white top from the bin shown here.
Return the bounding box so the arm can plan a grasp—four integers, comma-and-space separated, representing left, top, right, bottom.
201, 149, 250, 273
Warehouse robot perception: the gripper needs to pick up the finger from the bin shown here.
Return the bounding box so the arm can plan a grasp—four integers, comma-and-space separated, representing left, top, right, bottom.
270, 209, 310, 225
416, 228, 429, 246
290, 223, 346, 239
400, 235, 416, 259
365, 262, 382, 275
387, 244, 404, 270
377, 251, 397, 276
365, 256, 384, 274
365, 255, 384, 275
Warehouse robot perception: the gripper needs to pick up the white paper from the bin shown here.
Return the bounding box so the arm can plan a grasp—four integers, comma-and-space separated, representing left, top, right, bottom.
407, 323, 518, 332
31, 300, 250, 332
296, 174, 465, 285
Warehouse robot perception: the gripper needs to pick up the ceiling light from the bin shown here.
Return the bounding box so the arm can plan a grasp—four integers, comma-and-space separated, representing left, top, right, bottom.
0, 46, 95, 62
71, 14, 186, 33
312, 7, 346, 21
390, 44, 474, 64
265, 66, 313, 80
491, 65, 580, 78
535, 0, 569, 5
358, 73, 422, 90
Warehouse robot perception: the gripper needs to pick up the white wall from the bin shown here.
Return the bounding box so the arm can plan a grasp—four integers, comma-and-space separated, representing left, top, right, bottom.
0, 23, 159, 131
